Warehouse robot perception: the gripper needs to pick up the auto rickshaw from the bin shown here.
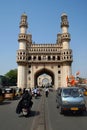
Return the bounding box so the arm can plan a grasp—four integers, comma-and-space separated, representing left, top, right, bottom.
4, 88, 15, 100
0, 88, 4, 102
83, 88, 87, 96
79, 87, 87, 96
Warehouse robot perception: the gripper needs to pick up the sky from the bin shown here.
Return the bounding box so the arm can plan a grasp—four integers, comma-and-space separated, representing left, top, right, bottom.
0, 0, 87, 78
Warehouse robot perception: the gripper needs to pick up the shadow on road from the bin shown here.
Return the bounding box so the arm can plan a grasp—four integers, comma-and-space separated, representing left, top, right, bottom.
18, 110, 40, 118
0, 101, 11, 105
29, 110, 40, 117
63, 111, 87, 117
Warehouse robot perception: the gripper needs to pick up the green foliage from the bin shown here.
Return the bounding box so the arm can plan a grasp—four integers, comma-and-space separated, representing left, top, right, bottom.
0, 75, 9, 87
5, 69, 17, 86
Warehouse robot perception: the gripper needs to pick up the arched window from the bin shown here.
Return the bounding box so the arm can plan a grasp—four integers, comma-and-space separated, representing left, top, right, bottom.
48, 56, 51, 60
58, 70, 61, 74
28, 56, 31, 60
53, 56, 55, 60
57, 56, 60, 60
33, 56, 36, 60
38, 56, 41, 60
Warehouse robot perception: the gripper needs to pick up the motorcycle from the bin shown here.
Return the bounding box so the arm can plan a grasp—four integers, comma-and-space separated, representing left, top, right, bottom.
16, 98, 33, 117
34, 92, 37, 99
22, 107, 31, 116
45, 91, 49, 97
21, 99, 32, 116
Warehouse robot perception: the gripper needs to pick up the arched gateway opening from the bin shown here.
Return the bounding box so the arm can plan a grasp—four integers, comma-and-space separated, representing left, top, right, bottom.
34, 68, 54, 87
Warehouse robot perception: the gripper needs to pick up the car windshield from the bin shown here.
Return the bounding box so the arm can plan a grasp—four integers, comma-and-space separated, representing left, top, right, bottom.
63, 88, 81, 97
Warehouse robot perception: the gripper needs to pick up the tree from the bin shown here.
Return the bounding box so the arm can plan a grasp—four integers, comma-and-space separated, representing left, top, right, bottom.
5, 69, 17, 86
0, 75, 9, 87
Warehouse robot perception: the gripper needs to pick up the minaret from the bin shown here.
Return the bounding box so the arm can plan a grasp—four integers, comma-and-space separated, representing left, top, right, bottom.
16, 13, 28, 89
61, 13, 70, 49
61, 13, 73, 87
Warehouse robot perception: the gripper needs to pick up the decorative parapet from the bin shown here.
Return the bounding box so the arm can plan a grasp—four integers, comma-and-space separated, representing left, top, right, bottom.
28, 47, 61, 54
30, 43, 62, 47
27, 43, 62, 54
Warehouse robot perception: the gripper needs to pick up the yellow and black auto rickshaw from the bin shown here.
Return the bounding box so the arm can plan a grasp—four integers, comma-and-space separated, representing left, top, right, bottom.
0, 88, 4, 102
4, 88, 15, 100
83, 87, 87, 96
79, 87, 87, 96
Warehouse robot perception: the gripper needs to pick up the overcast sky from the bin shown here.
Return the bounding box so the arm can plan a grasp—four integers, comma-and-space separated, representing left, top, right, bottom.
0, 0, 87, 78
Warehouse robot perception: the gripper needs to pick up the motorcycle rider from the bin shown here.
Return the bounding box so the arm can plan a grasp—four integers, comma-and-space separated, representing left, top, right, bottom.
33, 87, 38, 98
45, 86, 49, 97
16, 89, 33, 114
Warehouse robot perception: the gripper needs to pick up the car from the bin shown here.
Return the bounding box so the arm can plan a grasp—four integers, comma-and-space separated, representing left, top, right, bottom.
56, 87, 86, 114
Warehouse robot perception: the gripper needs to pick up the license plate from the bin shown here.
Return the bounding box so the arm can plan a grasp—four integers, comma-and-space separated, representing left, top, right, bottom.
71, 107, 78, 110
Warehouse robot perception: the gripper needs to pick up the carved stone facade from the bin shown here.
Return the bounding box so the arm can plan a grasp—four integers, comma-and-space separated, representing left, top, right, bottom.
16, 13, 73, 89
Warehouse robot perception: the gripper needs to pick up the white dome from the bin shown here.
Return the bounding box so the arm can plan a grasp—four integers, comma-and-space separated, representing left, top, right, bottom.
61, 12, 67, 17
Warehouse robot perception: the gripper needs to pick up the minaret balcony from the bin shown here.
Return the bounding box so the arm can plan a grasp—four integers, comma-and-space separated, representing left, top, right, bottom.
19, 21, 28, 28
61, 55, 73, 63
61, 49, 73, 62
61, 33, 71, 42
16, 55, 28, 64
61, 21, 69, 28
18, 34, 27, 42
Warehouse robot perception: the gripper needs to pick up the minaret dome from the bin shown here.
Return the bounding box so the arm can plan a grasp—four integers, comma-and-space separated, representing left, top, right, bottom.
61, 12, 69, 28
19, 13, 28, 28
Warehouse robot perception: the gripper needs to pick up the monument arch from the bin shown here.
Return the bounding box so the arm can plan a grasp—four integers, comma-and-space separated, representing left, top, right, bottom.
16, 13, 73, 89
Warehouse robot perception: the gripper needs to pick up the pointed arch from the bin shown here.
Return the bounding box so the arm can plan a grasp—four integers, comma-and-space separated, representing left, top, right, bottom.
34, 68, 54, 87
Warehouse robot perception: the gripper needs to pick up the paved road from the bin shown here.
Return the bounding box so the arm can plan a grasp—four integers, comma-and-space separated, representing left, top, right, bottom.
0, 90, 87, 130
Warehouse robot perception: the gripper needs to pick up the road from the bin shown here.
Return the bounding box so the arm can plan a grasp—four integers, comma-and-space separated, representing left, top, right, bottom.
0, 90, 87, 130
